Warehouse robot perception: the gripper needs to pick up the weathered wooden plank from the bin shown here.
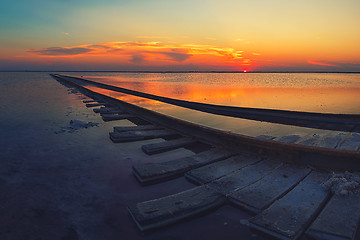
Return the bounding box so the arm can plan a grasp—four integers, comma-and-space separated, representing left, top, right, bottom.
86, 103, 106, 107
110, 129, 180, 143
142, 137, 197, 155
132, 148, 234, 184
306, 193, 360, 240
208, 160, 282, 195
249, 171, 330, 240
228, 164, 311, 214
128, 185, 226, 231
114, 125, 164, 133
185, 155, 261, 184
102, 113, 134, 122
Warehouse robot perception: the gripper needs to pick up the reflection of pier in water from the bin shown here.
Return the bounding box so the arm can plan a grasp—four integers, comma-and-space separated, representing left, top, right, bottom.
51, 74, 360, 240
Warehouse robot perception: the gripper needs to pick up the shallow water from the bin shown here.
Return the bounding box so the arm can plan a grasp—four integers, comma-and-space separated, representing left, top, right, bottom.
80, 72, 360, 114
74, 72, 360, 137
1, 72, 268, 240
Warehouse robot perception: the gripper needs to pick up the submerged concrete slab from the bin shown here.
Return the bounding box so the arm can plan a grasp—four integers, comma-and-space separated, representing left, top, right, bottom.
128, 185, 226, 231
102, 113, 134, 122
249, 171, 330, 240
82, 99, 97, 103
93, 108, 101, 113
185, 155, 260, 184
85, 103, 106, 108
228, 164, 311, 214
98, 107, 125, 114
306, 193, 360, 240
132, 148, 234, 184
208, 160, 282, 195
109, 129, 180, 143
142, 137, 197, 155
114, 125, 164, 133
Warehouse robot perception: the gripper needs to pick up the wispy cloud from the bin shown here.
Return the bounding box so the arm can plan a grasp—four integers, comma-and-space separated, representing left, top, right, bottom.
26, 41, 255, 68
307, 60, 337, 67
27, 47, 93, 56
235, 38, 251, 44
130, 54, 145, 64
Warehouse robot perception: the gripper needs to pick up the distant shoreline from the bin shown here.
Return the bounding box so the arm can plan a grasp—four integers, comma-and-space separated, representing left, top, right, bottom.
1, 70, 360, 74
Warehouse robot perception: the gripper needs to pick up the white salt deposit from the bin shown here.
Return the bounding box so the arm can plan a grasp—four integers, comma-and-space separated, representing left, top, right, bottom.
322, 172, 360, 196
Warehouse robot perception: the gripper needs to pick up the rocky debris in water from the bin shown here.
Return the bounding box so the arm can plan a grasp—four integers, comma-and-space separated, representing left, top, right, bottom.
55, 120, 99, 133
322, 172, 360, 196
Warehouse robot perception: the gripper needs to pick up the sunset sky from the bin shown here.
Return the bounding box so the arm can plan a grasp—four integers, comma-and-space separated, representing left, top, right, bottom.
1, 0, 359, 71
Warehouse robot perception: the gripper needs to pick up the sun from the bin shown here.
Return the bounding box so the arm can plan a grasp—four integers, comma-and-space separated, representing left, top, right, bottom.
243, 70, 247, 73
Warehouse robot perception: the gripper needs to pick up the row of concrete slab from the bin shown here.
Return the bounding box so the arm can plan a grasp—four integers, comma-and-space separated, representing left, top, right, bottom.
54, 71, 360, 240
81, 99, 360, 240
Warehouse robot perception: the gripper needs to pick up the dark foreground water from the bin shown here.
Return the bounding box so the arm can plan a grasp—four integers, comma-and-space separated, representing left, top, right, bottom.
0, 72, 269, 240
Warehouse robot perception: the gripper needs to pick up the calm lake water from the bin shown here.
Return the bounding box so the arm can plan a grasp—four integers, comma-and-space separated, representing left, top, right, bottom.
82, 72, 360, 114
73, 72, 360, 137
2, 72, 359, 137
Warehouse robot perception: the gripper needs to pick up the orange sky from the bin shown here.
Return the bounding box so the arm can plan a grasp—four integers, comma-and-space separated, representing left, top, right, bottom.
1, 0, 359, 71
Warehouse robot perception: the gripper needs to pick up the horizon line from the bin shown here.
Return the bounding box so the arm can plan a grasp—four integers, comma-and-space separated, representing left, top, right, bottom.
1, 70, 360, 74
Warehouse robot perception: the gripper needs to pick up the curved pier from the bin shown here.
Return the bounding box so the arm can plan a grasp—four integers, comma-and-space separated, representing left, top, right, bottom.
56, 74, 360, 133
51, 74, 360, 240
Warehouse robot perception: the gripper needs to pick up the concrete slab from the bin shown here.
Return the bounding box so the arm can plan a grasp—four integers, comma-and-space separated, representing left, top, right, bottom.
128, 185, 226, 231
298, 134, 321, 146
114, 125, 164, 133
315, 133, 346, 149
228, 164, 311, 214
142, 137, 197, 155
132, 148, 234, 184
249, 171, 330, 240
102, 113, 134, 122
185, 155, 261, 184
306, 193, 360, 240
85, 103, 106, 108
98, 107, 125, 114
82, 100, 97, 103
276, 135, 301, 144
208, 160, 282, 195
338, 133, 360, 151
256, 135, 276, 140
109, 129, 180, 143
92, 108, 101, 113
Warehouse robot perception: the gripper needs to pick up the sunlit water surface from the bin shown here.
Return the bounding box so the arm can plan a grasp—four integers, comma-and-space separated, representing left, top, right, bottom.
68, 72, 360, 137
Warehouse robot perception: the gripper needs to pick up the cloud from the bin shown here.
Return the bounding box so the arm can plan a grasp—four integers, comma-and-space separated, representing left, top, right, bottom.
149, 49, 192, 62
27, 47, 93, 56
26, 41, 254, 68
130, 54, 145, 64
235, 38, 251, 44
307, 60, 337, 67
252, 53, 261, 56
